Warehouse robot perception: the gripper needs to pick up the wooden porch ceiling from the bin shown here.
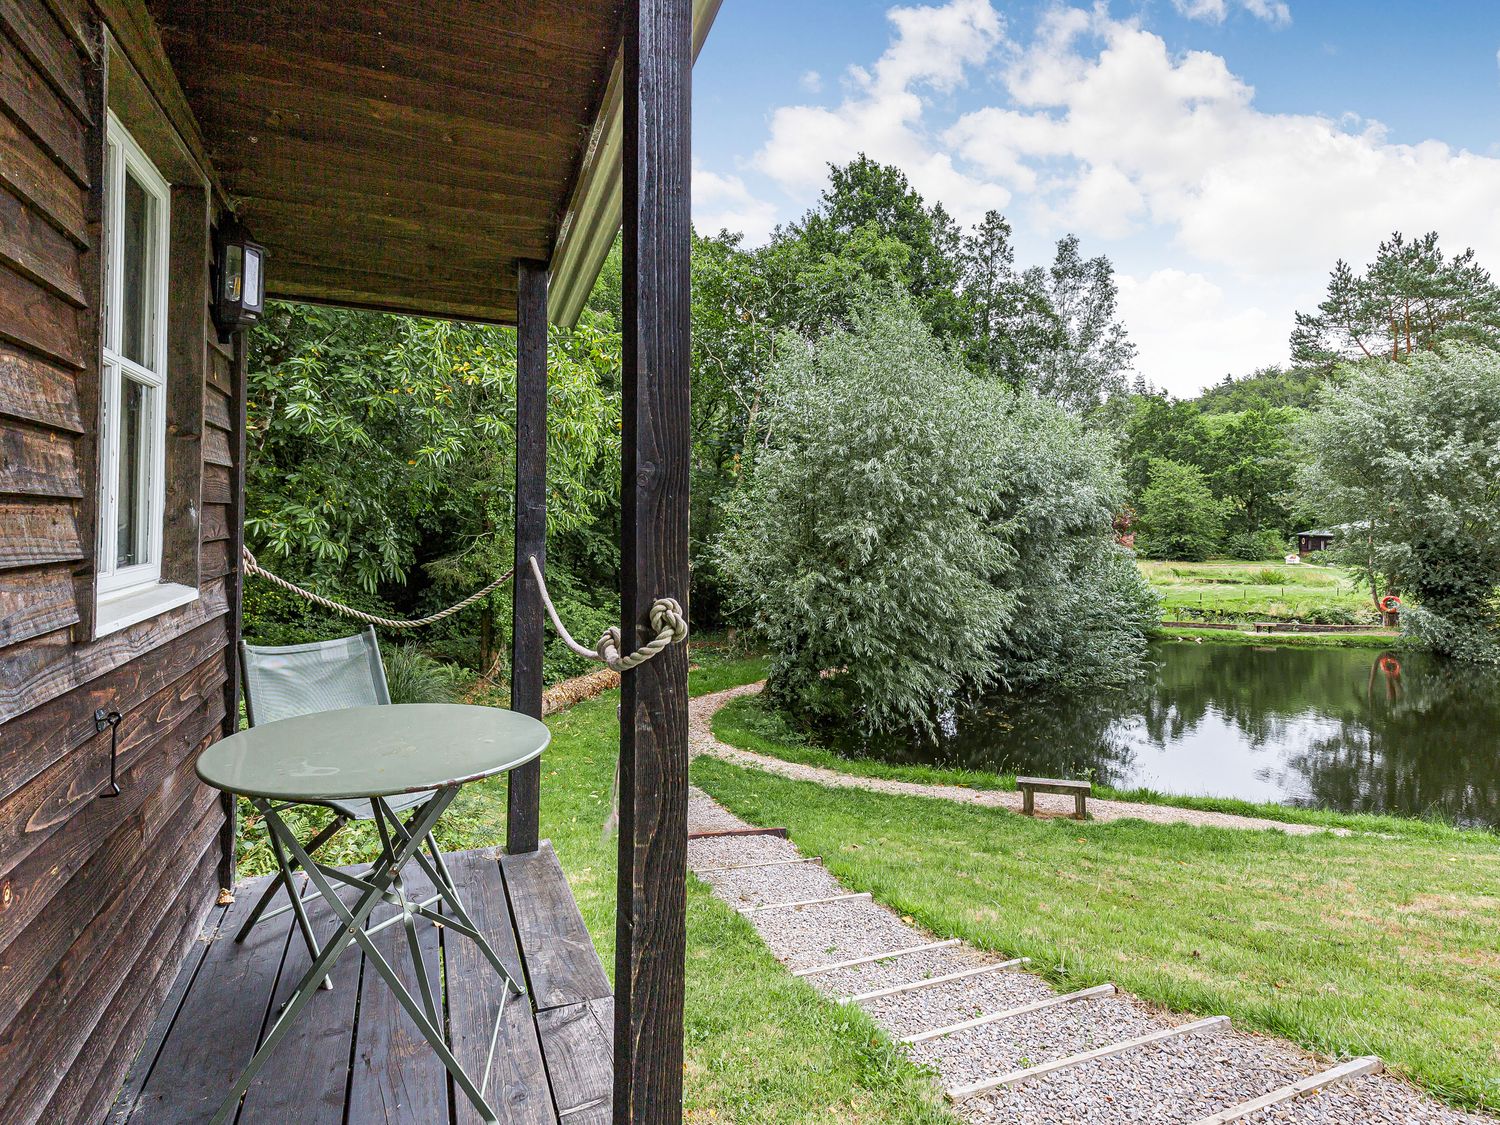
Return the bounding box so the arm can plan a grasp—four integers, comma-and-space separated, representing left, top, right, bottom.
147, 1, 626, 325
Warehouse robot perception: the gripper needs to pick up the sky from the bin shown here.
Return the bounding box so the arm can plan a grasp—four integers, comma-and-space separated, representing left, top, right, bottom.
690, 0, 1500, 397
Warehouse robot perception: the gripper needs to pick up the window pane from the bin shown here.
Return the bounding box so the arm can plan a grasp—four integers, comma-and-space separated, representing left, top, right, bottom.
121, 169, 154, 367
116, 377, 152, 568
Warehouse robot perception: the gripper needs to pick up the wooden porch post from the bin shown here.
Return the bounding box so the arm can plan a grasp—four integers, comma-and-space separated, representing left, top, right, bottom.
507, 259, 548, 855
615, 0, 692, 1121
219, 330, 249, 888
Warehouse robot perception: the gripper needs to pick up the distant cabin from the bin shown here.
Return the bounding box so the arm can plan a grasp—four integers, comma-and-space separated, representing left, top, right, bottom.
1298, 529, 1336, 556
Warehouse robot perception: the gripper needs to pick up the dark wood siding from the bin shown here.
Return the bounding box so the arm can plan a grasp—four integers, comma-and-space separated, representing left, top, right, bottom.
0, 4, 235, 1122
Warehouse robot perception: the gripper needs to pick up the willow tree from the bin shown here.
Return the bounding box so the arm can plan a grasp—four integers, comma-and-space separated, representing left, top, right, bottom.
715, 302, 1156, 734
1299, 345, 1500, 662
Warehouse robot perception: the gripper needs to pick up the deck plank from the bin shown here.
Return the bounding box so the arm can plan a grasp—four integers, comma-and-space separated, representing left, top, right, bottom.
501, 840, 611, 1011
106, 894, 234, 1124
537, 996, 614, 1120
346, 864, 449, 1124
124, 877, 296, 1124
237, 884, 358, 1125
107, 846, 610, 1124
446, 848, 557, 1124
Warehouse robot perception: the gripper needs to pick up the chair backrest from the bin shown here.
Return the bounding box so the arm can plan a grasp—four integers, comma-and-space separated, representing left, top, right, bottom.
240, 626, 391, 727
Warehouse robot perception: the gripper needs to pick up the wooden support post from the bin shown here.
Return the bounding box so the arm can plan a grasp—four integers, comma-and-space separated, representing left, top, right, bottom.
220, 330, 249, 888
615, 0, 692, 1120
507, 260, 549, 856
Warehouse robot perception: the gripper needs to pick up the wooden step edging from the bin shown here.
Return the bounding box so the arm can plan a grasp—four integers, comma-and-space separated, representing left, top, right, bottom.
793, 939, 961, 978
946, 1015, 1231, 1103
1187, 1056, 1384, 1124
693, 856, 824, 874
901, 984, 1117, 1045
741, 891, 871, 914
837, 958, 1030, 1005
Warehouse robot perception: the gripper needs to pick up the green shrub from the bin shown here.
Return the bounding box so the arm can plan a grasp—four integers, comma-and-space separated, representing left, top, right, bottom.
1135, 460, 1227, 561
381, 644, 466, 704
1225, 531, 1288, 562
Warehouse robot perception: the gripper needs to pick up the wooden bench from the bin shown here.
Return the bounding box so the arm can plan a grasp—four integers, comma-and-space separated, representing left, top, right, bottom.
1016, 777, 1090, 820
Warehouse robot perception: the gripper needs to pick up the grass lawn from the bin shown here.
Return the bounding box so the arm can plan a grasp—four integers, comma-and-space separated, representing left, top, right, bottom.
237, 646, 955, 1124
711, 689, 1469, 837
1142, 559, 1376, 625
691, 754, 1500, 1112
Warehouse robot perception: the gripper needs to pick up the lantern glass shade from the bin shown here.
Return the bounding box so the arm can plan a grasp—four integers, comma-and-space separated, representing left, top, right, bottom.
213, 225, 266, 338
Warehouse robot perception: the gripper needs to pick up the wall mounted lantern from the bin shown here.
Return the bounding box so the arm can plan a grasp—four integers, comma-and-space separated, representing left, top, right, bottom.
212, 219, 266, 341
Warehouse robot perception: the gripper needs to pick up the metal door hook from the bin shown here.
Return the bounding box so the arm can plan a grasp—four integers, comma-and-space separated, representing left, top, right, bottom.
95, 709, 123, 797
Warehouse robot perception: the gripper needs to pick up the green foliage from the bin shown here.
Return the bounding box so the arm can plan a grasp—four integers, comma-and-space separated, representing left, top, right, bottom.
1124, 397, 1300, 541
1299, 345, 1500, 661
715, 302, 1155, 735
1135, 459, 1228, 561
1224, 532, 1288, 562
1197, 364, 1328, 414
1291, 231, 1500, 370
244, 301, 618, 661
381, 644, 465, 704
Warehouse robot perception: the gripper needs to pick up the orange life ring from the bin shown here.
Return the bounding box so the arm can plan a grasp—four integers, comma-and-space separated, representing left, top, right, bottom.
1378, 654, 1401, 675
1379, 595, 1402, 613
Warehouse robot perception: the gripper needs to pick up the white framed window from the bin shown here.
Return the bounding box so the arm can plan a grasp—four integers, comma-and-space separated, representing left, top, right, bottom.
95, 112, 196, 636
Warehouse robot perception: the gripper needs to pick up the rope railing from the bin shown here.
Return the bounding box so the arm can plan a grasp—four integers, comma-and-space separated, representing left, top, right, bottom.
241, 547, 688, 670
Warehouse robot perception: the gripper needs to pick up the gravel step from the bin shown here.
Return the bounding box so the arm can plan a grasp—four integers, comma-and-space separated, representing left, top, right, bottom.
965, 1027, 1315, 1125
857, 960, 1055, 1031
687, 833, 798, 868
699, 861, 848, 908
904, 984, 1119, 1045
1233, 1076, 1494, 1125
914, 994, 1168, 1093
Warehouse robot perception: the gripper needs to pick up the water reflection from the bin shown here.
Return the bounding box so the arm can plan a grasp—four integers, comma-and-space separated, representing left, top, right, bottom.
830, 643, 1500, 828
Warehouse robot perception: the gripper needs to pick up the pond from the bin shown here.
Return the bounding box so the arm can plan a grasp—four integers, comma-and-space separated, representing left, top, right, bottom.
832, 642, 1500, 829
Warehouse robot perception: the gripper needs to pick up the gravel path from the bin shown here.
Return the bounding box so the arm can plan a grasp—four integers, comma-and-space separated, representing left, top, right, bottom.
690, 682, 1349, 836
685, 785, 1490, 1124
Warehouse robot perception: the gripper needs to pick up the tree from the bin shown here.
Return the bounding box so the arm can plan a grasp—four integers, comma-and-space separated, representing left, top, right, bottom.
246, 303, 617, 665
768, 155, 970, 344
1018, 235, 1136, 415
714, 301, 1156, 735
1291, 232, 1500, 370
1298, 345, 1500, 662
959, 210, 1059, 388
1135, 459, 1227, 561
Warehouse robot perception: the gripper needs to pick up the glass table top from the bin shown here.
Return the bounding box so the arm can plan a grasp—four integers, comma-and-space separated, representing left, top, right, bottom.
196, 704, 550, 800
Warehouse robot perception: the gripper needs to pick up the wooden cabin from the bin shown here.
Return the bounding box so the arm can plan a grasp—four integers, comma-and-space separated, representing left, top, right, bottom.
0, 1, 714, 1121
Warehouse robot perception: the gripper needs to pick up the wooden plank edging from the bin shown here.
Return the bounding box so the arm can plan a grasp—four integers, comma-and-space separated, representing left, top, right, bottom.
1187, 1056, 1384, 1124
901, 984, 1117, 1045
793, 938, 960, 978
838, 958, 1029, 1005
740, 891, 870, 914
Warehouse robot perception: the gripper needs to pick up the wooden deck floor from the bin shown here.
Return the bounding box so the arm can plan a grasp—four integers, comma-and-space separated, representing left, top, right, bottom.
109, 844, 612, 1124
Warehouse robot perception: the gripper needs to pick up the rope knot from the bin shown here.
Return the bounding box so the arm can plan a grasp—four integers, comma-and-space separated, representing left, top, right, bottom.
650, 597, 689, 644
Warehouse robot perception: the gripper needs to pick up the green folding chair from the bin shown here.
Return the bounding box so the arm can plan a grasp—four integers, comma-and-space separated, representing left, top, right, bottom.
234, 627, 436, 982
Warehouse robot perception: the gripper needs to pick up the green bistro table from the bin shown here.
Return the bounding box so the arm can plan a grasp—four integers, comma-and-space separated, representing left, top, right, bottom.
196, 703, 551, 1125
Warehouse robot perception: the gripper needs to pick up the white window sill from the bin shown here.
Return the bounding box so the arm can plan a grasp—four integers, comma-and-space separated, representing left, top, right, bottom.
96, 581, 199, 639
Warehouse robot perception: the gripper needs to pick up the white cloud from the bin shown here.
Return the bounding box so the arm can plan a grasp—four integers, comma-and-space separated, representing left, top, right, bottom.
704, 2, 1500, 390
693, 164, 779, 244
1172, 0, 1291, 26
1117, 270, 1285, 395
949, 11, 1500, 280
800, 70, 823, 93
751, 0, 1011, 225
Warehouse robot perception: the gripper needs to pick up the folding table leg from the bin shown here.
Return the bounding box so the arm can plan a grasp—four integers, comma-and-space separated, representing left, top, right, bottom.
259, 801, 333, 990
234, 814, 348, 943
209, 791, 457, 1125
374, 798, 525, 997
